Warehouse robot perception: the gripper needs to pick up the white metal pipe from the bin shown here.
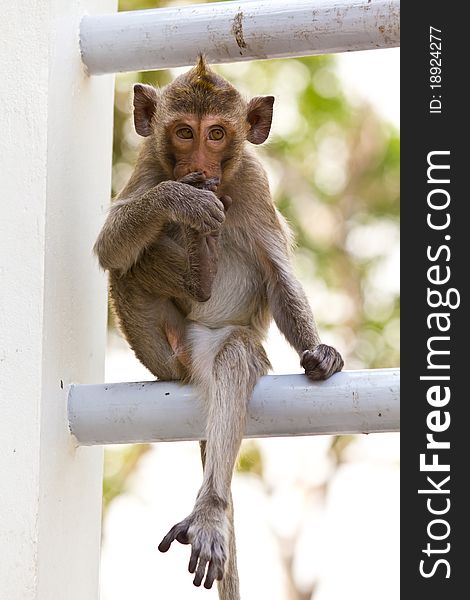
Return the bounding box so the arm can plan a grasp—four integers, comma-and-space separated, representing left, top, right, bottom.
80, 0, 400, 75
68, 368, 399, 445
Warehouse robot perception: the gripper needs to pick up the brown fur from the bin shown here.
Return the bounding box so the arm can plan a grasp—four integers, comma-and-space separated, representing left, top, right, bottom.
94, 57, 343, 599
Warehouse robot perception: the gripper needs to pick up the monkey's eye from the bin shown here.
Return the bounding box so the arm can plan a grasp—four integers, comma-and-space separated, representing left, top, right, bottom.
208, 128, 225, 141
176, 127, 193, 139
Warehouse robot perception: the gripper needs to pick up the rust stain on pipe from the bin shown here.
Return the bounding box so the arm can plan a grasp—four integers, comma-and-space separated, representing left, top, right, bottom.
232, 11, 247, 53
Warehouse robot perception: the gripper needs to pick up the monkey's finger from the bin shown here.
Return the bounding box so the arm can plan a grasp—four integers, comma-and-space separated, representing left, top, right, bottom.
204, 210, 225, 226
204, 176, 220, 190
316, 345, 344, 375
302, 346, 344, 381
219, 195, 232, 212
178, 171, 205, 186
179, 173, 204, 184
300, 349, 320, 372
321, 355, 344, 379
206, 197, 226, 219
197, 197, 225, 223
306, 369, 326, 381
320, 352, 343, 378
202, 212, 225, 232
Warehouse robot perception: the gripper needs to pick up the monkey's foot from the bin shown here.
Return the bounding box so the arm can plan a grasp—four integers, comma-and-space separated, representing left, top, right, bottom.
158, 507, 229, 589
301, 344, 344, 381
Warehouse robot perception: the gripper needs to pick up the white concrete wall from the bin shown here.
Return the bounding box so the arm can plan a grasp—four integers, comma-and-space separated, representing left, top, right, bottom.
0, 2, 116, 598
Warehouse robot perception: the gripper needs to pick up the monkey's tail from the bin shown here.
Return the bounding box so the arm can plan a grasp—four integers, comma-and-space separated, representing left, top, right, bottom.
199, 440, 240, 600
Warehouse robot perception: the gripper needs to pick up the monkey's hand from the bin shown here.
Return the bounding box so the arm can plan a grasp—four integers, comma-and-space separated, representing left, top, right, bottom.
158, 506, 229, 589
301, 344, 344, 381
178, 171, 232, 216
178, 171, 217, 191
157, 181, 226, 235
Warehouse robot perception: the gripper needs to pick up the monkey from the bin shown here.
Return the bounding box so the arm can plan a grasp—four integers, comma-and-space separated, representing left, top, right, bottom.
94, 56, 344, 599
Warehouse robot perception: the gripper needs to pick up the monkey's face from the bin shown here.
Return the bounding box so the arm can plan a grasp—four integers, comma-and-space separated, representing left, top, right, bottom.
163, 93, 276, 187
132, 59, 275, 185
167, 115, 237, 185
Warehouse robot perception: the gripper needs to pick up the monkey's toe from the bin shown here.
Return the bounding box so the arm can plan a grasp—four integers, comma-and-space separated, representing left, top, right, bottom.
158, 520, 191, 552
189, 528, 226, 588
301, 344, 344, 381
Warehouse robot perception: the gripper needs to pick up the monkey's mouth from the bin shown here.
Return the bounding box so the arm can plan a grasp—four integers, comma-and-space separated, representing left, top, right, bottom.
176, 171, 221, 192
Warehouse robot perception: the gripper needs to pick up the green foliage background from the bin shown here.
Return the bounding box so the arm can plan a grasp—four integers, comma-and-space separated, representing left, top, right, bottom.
104, 0, 399, 509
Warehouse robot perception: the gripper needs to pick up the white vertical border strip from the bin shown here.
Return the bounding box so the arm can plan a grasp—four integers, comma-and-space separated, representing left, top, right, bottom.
0, 2, 116, 598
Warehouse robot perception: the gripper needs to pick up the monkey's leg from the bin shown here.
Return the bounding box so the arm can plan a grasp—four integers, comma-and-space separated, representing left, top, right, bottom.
159, 325, 270, 595
110, 280, 188, 381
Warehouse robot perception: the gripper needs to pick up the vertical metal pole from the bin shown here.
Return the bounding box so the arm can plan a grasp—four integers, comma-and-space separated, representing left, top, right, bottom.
0, 2, 116, 598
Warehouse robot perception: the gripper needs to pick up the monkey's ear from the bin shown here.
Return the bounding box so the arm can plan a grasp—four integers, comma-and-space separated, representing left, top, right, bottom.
246, 96, 275, 144
133, 84, 159, 137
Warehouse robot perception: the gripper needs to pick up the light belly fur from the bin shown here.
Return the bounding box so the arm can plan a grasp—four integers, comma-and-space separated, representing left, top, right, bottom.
185, 234, 266, 328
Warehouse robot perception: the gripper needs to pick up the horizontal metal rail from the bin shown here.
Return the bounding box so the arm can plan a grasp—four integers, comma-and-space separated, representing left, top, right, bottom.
68, 368, 399, 445
80, 0, 400, 75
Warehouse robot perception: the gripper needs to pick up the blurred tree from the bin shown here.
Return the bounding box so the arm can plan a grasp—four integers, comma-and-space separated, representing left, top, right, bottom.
103, 443, 151, 509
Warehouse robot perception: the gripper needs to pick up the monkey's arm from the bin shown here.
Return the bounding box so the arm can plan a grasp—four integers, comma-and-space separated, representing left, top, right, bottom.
177, 173, 232, 302
94, 181, 225, 274
262, 225, 344, 380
